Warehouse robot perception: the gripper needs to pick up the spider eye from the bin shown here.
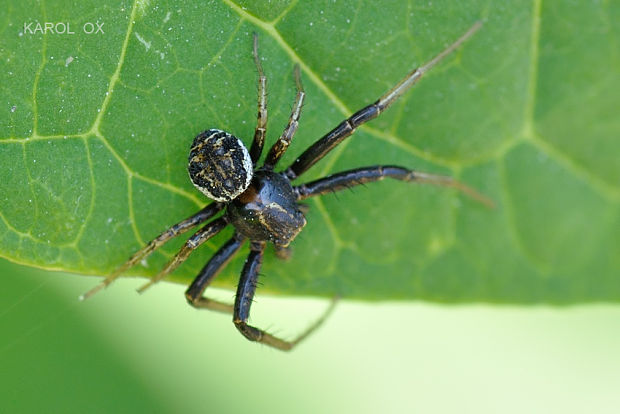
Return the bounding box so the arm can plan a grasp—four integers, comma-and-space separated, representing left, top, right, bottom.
188, 129, 253, 202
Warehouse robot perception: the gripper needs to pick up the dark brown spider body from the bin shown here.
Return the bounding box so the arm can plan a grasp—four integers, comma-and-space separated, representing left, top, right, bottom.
82, 23, 490, 351
227, 169, 306, 247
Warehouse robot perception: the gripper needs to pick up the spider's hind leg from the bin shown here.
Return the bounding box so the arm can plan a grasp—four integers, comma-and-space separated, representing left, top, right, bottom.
184, 234, 246, 313
274, 244, 292, 261
80, 203, 223, 301
234, 241, 335, 351
136, 217, 228, 293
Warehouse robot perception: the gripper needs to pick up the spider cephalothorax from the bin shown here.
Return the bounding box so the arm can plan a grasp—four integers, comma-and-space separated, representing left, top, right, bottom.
82, 22, 492, 351
227, 169, 307, 247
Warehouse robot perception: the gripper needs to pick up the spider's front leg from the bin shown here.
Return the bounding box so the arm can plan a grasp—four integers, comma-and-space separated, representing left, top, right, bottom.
284, 21, 483, 180
249, 33, 268, 164
263, 65, 305, 169
295, 165, 494, 208
233, 241, 334, 351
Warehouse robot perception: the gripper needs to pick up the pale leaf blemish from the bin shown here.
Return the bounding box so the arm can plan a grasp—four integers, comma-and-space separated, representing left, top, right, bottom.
163, 11, 171, 23
136, 0, 151, 17
134, 32, 151, 51
428, 236, 446, 255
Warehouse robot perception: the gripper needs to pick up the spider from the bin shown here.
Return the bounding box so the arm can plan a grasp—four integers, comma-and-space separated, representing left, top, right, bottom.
81, 21, 491, 350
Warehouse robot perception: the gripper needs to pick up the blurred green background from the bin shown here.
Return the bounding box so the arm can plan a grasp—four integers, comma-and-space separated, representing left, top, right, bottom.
2, 1, 620, 412
3, 256, 620, 414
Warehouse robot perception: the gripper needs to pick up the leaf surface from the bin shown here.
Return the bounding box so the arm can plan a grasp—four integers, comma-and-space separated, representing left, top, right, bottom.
1, 0, 618, 302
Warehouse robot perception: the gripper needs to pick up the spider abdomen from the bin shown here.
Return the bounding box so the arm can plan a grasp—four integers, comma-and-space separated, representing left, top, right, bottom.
188, 129, 253, 202
227, 169, 306, 247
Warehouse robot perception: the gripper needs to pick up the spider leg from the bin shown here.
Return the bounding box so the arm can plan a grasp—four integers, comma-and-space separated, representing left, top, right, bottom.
79, 202, 223, 300
184, 234, 246, 313
295, 165, 494, 208
274, 245, 292, 261
136, 217, 228, 293
233, 241, 336, 351
249, 33, 268, 164
263, 64, 305, 169
284, 21, 483, 180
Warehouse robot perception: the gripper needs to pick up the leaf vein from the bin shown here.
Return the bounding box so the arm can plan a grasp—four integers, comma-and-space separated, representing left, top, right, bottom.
69, 137, 97, 247
221, 0, 455, 170
529, 134, 620, 202
497, 153, 550, 275
89, 0, 140, 136
523, 0, 542, 135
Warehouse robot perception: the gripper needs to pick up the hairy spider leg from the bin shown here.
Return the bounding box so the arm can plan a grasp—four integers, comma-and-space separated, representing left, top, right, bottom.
79, 202, 223, 301
295, 165, 494, 208
136, 217, 228, 293
249, 33, 268, 164
263, 64, 305, 169
284, 21, 483, 180
184, 234, 246, 313
233, 241, 337, 351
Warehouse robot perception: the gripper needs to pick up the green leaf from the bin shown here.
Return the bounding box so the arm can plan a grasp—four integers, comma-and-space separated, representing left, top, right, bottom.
1, 0, 618, 303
